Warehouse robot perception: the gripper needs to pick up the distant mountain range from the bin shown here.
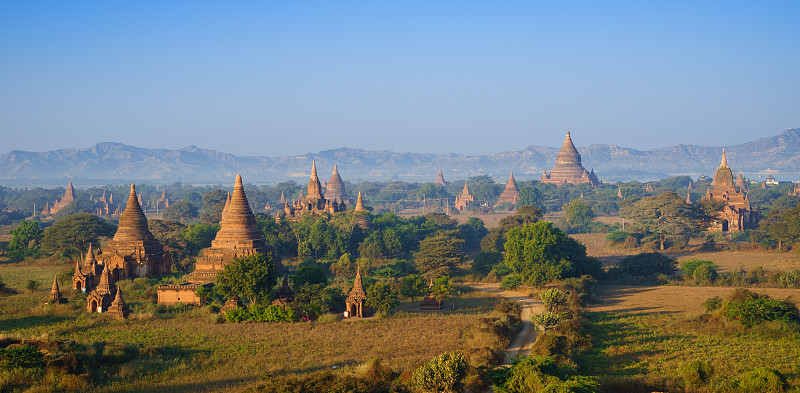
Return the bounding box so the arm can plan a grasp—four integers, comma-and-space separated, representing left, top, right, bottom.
1, 129, 798, 186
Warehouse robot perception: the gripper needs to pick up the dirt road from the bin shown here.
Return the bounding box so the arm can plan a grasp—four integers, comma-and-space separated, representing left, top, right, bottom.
464, 283, 543, 362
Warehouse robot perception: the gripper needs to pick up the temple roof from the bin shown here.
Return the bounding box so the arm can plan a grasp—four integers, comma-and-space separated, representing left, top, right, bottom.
347, 267, 367, 300
712, 150, 734, 187
113, 184, 156, 243
212, 174, 264, 245
307, 161, 323, 199
556, 131, 582, 167
51, 276, 60, 295
325, 165, 347, 201
503, 172, 518, 193
111, 288, 126, 307
84, 244, 97, 266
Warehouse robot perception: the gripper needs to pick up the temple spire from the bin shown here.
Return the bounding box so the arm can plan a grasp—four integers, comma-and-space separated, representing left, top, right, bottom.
355, 192, 366, 212
720, 148, 729, 168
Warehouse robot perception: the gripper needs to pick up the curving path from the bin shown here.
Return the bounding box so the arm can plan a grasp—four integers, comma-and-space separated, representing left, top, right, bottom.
464, 283, 543, 363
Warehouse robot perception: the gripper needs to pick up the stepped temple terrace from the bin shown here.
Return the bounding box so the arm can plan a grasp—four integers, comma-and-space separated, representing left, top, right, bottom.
188, 174, 268, 283
540, 131, 600, 187
702, 149, 759, 232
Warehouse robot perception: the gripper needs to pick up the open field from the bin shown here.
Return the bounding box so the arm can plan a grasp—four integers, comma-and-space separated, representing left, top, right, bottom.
0, 260, 508, 392
571, 232, 800, 272
590, 285, 800, 314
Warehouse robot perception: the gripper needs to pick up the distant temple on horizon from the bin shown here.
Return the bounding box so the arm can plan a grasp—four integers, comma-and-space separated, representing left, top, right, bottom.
702, 149, 758, 232
495, 172, 520, 208
540, 132, 600, 187
283, 161, 347, 219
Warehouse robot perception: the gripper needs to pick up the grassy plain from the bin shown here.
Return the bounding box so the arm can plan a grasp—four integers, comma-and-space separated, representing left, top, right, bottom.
0, 260, 506, 392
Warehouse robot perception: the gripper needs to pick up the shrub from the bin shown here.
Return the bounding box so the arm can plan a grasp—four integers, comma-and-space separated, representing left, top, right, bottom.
224, 307, 250, 323
539, 288, 568, 312
0, 344, 45, 370
501, 274, 523, 290
719, 290, 799, 326
776, 270, 800, 288
680, 359, 713, 387
531, 312, 564, 333
472, 251, 503, 275
498, 356, 600, 393
702, 296, 722, 313
680, 259, 717, 282
249, 305, 299, 322
736, 367, 787, 393
605, 230, 630, 244
614, 253, 676, 276
692, 264, 718, 284
409, 351, 468, 393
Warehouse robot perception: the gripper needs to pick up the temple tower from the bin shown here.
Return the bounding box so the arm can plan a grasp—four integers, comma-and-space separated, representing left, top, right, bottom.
454, 181, 474, 212
495, 172, 520, 207
325, 165, 348, 203
540, 132, 600, 187
435, 170, 446, 186
190, 174, 268, 282
345, 267, 370, 318
702, 149, 758, 232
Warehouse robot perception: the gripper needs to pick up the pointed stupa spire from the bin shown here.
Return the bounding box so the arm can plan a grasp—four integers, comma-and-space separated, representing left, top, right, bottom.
617, 187, 624, 199
307, 161, 323, 198
505, 172, 518, 192
349, 266, 366, 299
355, 192, 366, 212
113, 183, 154, 242
84, 244, 97, 267
736, 171, 747, 189
222, 192, 231, 215
435, 169, 446, 186
556, 131, 582, 167
462, 181, 470, 194
279, 191, 286, 204
112, 287, 125, 306
74, 258, 83, 277
96, 264, 112, 295
686, 192, 692, 204
720, 148, 729, 168
51, 276, 61, 296
210, 174, 266, 247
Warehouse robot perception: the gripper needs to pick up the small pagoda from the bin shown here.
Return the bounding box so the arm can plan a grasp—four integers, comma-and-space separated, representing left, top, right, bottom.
272, 276, 294, 306
495, 172, 520, 208
345, 267, 370, 318
106, 288, 129, 319
454, 182, 474, 212
420, 278, 442, 310
434, 169, 446, 186
49, 276, 67, 304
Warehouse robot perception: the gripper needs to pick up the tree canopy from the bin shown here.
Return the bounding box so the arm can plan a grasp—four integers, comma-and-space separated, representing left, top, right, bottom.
414, 231, 464, 277
214, 252, 278, 305
503, 221, 602, 287
40, 213, 116, 260
620, 191, 721, 249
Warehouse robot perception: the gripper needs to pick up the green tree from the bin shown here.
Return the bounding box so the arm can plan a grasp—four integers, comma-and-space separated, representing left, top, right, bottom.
6, 220, 43, 261
40, 213, 116, 260
415, 232, 464, 277
292, 264, 328, 288
562, 199, 596, 228
517, 187, 545, 210
410, 351, 468, 393
215, 253, 278, 305
366, 282, 400, 314
431, 275, 455, 302
760, 205, 800, 250
620, 191, 721, 249
503, 221, 601, 287
400, 274, 429, 302
416, 183, 450, 200
182, 223, 219, 254
162, 201, 199, 222
201, 189, 228, 224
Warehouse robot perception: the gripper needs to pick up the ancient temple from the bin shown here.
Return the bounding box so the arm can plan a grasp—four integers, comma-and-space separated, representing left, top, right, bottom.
325, 165, 348, 203
735, 171, 748, 191
155, 189, 171, 210
789, 184, 800, 197
540, 132, 600, 187
95, 184, 171, 280
702, 149, 759, 232
345, 267, 370, 318
92, 191, 119, 215
283, 161, 346, 218
420, 278, 442, 310
454, 182, 474, 212
86, 264, 115, 313
188, 174, 268, 283
106, 288, 130, 319
434, 169, 447, 186
495, 172, 520, 208
354, 192, 367, 212
49, 277, 66, 304
42, 180, 76, 216
73, 244, 103, 292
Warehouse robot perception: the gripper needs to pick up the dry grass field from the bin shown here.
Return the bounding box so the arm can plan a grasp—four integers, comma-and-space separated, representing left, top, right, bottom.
590, 285, 800, 314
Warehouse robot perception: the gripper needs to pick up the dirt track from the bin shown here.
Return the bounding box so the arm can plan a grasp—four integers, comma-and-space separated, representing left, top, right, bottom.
464, 283, 542, 362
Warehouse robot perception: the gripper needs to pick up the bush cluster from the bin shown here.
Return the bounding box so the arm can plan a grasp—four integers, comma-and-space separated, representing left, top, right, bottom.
224, 305, 299, 323
705, 289, 800, 326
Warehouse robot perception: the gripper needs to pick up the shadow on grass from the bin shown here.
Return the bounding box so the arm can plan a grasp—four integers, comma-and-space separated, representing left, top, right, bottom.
575, 311, 679, 378
0, 314, 70, 331
592, 285, 684, 314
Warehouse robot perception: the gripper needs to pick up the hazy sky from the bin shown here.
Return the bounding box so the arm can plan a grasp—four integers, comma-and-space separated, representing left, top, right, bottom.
1, 1, 798, 156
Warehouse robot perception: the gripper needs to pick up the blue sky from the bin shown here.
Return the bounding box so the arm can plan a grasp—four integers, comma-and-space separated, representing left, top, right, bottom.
1, 1, 798, 156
